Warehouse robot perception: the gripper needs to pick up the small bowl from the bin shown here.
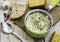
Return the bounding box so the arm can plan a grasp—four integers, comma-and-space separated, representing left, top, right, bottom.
24, 9, 53, 38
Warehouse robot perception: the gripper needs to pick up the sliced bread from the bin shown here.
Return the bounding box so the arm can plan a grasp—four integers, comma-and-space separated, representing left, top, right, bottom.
11, 3, 27, 19
51, 32, 60, 42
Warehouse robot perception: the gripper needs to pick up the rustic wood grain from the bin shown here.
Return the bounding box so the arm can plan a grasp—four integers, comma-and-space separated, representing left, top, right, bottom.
13, 2, 60, 42
13, 6, 60, 42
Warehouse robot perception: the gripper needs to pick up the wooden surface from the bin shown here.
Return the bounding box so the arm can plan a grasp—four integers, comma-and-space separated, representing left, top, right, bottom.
0, 0, 60, 42
13, 6, 60, 42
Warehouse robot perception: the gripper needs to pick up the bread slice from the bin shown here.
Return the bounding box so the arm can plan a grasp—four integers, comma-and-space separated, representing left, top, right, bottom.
11, 3, 27, 19
51, 32, 60, 42
29, 0, 45, 7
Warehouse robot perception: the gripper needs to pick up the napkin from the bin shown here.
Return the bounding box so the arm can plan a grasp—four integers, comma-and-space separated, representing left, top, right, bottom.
45, 21, 60, 42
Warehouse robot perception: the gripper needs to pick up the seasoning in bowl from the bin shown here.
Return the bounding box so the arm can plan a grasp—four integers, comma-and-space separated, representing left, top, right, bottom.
24, 9, 53, 38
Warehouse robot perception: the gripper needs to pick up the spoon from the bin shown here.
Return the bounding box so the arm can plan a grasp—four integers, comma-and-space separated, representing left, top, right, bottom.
1, 22, 27, 42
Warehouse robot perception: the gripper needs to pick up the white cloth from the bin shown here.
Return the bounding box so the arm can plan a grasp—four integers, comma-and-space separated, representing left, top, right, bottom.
45, 21, 60, 42
0, 10, 4, 22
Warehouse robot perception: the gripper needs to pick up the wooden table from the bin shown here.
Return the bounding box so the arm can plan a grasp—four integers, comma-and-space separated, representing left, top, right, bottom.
0, 0, 60, 42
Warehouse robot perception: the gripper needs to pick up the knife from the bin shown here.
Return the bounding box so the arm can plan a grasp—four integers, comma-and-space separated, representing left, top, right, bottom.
47, 0, 60, 11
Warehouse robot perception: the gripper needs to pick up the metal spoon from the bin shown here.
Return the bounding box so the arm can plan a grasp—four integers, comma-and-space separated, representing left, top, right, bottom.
1, 22, 27, 42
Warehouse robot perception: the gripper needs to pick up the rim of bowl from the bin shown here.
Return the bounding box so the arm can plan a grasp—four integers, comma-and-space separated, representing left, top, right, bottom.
24, 9, 53, 29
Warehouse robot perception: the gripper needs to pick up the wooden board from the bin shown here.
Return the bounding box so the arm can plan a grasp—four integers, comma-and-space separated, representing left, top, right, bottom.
13, 6, 60, 42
